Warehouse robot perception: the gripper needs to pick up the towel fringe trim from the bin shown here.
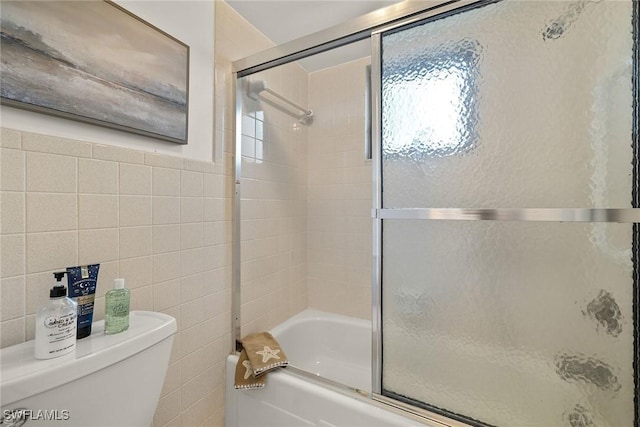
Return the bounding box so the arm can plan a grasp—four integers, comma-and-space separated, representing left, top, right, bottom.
234, 383, 265, 389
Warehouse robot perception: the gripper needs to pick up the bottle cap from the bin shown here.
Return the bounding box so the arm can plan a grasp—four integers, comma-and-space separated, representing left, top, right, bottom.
113, 278, 125, 289
50, 285, 67, 298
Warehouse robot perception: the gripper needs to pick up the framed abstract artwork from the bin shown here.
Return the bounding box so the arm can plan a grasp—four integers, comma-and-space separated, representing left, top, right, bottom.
0, 1, 189, 144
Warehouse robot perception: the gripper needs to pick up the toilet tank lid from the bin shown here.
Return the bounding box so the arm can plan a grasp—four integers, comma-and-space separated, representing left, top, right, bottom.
0, 311, 176, 407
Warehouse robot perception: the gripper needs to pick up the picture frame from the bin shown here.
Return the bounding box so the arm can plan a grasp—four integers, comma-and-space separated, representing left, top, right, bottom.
0, 0, 190, 144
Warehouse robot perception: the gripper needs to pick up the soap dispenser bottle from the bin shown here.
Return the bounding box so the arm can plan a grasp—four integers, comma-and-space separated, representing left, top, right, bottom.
34, 272, 77, 359
105, 278, 130, 334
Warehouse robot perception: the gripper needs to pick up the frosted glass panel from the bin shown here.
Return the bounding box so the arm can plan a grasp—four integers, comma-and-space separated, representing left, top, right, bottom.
379, 0, 637, 426
382, 220, 635, 426
381, 0, 634, 208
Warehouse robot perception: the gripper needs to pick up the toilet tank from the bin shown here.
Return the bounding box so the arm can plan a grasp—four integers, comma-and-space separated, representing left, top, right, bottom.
0, 311, 176, 427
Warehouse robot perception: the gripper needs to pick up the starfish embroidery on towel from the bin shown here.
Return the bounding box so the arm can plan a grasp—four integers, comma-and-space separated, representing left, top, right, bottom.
242, 360, 253, 380
256, 345, 281, 363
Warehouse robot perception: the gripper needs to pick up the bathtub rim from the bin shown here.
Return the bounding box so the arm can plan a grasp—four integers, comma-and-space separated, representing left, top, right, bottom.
231, 308, 474, 427
269, 307, 371, 336
226, 352, 470, 427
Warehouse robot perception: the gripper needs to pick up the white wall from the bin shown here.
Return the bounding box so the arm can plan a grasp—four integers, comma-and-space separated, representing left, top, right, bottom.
0, 1, 214, 162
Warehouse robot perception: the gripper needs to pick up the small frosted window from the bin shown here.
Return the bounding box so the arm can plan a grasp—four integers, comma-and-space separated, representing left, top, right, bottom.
382, 39, 481, 159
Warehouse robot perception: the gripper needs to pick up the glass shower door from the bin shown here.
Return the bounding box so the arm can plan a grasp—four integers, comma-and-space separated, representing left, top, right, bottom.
377, 1, 638, 426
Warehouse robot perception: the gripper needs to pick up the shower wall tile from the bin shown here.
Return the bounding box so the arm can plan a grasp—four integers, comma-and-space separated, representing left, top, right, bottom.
130, 285, 153, 312
0, 317, 25, 348
181, 223, 204, 250
22, 133, 92, 158
154, 224, 182, 254
181, 272, 205, 303
203, 199, 220, 222
145, 152, 183, 170
1, 192, 25, 234
1, 128, 21, 149
0, 276, 25, 321
181, 324, 207, 359
26, 152, 76, 193
181, 197, 204, 223
307, 57, 373, 320
78, 158, 118, 194
119, 195, 152, 227
154, 252, 181, 283
78, 194, 118, 229
79, 228, 119, 264
96, 261, 119, 298
25, 231, 75, 274
181, 347, 205, 387
119, 163, 152, 195
25, 272, 54, 315
161, 361, 182, 397
181, 374, 205, 412
1, 148, 25, 191
181, 298, 205, 329
181, 247, 205, 275
183, 158, 216, 174
153, 389, 181, 427
93, 144, 145, 164
153, 278, 182, 312
119, 255, 153, 289
0, 123, 235, 427
153, 167, 181, 197
203, 173, 224, 197
119, 226, 153, 259
181, 170, 204, 197
153, 197, 181, 225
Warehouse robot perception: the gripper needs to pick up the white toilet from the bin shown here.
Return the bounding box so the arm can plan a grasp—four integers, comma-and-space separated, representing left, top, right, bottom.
0, 311, 176, 427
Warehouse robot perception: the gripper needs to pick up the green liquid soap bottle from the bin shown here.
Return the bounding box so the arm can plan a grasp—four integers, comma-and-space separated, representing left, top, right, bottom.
105, 278, 130, 334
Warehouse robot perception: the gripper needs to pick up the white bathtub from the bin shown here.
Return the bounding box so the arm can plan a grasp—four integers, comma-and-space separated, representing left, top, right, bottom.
269, 308, 371, 391
225, 309, 427, 427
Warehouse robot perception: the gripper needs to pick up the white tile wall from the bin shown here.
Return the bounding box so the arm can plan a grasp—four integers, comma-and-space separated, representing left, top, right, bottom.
307, 57, 373, 320
0, 126, 233, 427
239, 62, 310, 333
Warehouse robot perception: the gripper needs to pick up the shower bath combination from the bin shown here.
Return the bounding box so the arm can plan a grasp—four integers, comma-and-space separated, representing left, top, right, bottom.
230, 0, 640, 426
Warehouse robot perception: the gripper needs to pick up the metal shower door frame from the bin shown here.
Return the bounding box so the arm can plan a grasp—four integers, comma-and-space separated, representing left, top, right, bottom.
370, 1, 640, 426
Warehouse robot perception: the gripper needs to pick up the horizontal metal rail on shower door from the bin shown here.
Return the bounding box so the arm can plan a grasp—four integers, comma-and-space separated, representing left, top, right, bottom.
232, 0, 483, 76
375, 208, 640, 223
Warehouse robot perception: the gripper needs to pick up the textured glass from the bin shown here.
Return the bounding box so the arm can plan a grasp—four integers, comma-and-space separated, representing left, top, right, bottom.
380, 0, 636, 426
381, 0, 634, 209
382, 220, 635, 427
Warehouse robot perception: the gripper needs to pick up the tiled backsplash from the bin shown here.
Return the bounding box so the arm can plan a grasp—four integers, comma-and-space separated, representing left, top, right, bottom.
0, 127, 233, 426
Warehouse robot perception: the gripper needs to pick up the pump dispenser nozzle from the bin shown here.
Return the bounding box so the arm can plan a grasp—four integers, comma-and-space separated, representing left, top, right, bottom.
51, 272, 68, 297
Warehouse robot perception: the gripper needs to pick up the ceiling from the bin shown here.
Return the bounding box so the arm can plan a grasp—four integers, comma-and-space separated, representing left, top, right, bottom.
226, 0, 402, 72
